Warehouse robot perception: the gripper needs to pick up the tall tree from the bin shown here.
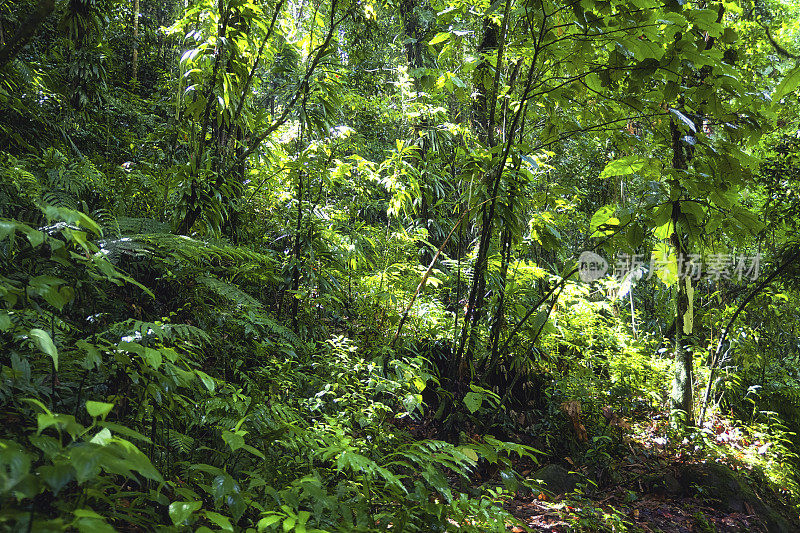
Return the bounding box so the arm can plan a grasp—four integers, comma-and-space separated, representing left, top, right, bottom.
132, 0, 140, 86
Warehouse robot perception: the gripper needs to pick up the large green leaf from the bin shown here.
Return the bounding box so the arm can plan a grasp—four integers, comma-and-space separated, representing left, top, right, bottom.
774, 65, 800, 101
429, 32, 451, 45
205, 511, 234, 532
222, 430, 245, 452
39, 463, 73, 495
463, 392, 483, 414
86, 401, 114, 420
598, 156, 648, 179
169, 501, 203, 526
30, 329, 58, 371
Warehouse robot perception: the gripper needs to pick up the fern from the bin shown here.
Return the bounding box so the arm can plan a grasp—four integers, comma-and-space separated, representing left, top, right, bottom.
41, 190, 79, 209
91, 208, 121, 237
104, 319, 211, 345
249, 312, 303, 349
96, 236, 153, 264
197, 276, 264, 310
0, 153, 41, 218
125, 233, 277, 272
116, 217, 170, 234
166, 429, 195, 454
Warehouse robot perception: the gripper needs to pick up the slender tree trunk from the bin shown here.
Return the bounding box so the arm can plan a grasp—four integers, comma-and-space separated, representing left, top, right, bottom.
472, 18, 498, 144
670, 236, 694, 425
667, 5, 727, 426
452, 12, 506, 381
488, 181, 516, 364
487, 98, 526, 366
291, 168, 304, 333
453, 6, 521, 383
132, 0, 140, 87
397, 0, 435, 265
176, 0, 231, 234
669, 118, 694, 426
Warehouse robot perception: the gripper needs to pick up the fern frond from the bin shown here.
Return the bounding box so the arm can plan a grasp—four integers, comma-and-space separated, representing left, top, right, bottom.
197, 276, 264, 310
251, 312, 303, 348
130, 233, 278, 280
96, 237, 152, 265
41, 190, 78, 209
116, 217, 171, 234
91, 208, 120, 237
104, 319, 211, 345
166, 429, 195, 454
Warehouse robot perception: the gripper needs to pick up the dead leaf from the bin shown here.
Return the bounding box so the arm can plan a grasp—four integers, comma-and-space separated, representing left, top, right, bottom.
560, 401, 589, 442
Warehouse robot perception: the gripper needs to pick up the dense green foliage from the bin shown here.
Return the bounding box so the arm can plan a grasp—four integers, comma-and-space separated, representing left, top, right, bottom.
3, 0, 800, 530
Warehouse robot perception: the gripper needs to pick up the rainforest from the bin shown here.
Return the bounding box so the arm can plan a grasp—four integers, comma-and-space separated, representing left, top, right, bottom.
2, 0, 800, 530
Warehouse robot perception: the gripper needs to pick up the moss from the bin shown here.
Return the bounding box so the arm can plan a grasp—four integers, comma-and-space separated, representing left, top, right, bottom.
531, 464, 585, 495
679, 463, 794, 533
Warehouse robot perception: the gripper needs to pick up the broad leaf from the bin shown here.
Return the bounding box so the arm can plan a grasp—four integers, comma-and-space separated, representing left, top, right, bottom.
774, 65, 800, 101
30, 329, 58, 371
169, 501, 203, 525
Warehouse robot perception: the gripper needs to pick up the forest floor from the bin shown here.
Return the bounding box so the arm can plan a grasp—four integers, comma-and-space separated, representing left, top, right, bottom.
505, 488, 759, 532
442, 410, 799, 532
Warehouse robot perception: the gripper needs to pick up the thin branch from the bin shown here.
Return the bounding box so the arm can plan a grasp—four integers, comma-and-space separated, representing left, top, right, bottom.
0, 0, 54, 69
236, 0, 343, 163
390, 199, 493, 348
230, 0, 286, 128
698, 246, 800, 424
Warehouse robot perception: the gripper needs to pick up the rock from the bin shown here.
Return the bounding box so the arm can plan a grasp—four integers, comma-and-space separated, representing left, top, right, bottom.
639, 471, 682, 494
663, 472, 682, 494
678, 462, 794, 533
530, 464, 585, 495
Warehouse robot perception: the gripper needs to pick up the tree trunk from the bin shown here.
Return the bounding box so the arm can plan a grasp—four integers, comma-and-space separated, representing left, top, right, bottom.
0, 0, 55, 69
453, 4, 513, 381
397, 0, 434, 265
291, 168, 304, 333
488, 178, 517, 365
669, 118, 694, 427
670, 236, 694, 425
472, 18, 498, 144
132, 0, 139, 87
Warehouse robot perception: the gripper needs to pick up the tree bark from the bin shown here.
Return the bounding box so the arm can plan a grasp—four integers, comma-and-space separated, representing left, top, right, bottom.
291, 168, 303, 333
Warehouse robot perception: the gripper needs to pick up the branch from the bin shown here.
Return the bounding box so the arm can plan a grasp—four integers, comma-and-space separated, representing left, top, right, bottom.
494, 223, 630, 360
0, 0, 55, 69
494, 268, 577, 360
698, 246, 800, 424
236, 0, 342, 163
763, 24, 800, 59
230, 0, 286, 128
196, 0, 233, 168
390, 198, 493, 348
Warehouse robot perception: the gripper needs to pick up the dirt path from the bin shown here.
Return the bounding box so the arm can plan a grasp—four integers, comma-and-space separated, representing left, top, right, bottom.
505, 489, 763, 532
